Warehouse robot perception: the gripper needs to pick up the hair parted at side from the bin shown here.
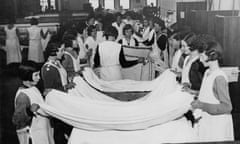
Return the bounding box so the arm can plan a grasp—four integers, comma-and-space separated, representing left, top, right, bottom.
152, 17, 166, 30
189, 34, 206, 53
18, 61, 39, 81
62, 34, 76, 48
45, 42, 61, 58
122, 24, 133, 35
205, 41, 223, 63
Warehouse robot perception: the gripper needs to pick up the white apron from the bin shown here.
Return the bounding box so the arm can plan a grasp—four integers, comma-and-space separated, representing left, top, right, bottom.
5, 26, 22, 64
77, 34, 87, 59
84, 36, 98, 67
196, 69, 234, 142
28, 26, 44, 63
15, 87, 54, 144
171, 49, 182, 72
148, 30, 168, 77
121, 37, 142, 80
98, 41, 122, 81
64, 51, 80, 72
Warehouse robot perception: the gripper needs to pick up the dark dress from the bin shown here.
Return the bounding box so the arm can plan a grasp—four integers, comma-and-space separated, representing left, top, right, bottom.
41, 61, 71, 144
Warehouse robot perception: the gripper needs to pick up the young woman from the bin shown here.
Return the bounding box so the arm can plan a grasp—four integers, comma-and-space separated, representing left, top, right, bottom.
84, 25, 98, 67
169, 31, 193, 73
12, 61, 54, 144
119, 24, 139, 47
76, 22, 88, 66
118, 24, 144, 80
191, 41, 234, 142
154, 18, 169, 68
96, 19, 105, 44
112, 13, 125, 41
147, 18, 168, 77
94, 26, 144, 81
41, 42, 67, 92
142, 18, 155, 46
41, 42, 73, 144
181, 33, 206, 93
27, 18, 48, 63
62, 34, 81, 79
4, 20, 22, 64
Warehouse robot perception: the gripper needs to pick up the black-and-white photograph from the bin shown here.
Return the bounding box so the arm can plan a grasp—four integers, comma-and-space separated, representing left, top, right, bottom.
0, 0, 240, 143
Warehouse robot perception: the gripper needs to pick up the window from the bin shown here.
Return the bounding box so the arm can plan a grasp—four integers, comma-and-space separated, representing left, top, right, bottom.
40, 0, 56, 12
89, 0, 99, 9
147, 0, 156, 6
120, 0, 130, 9
105, 0, 114, 9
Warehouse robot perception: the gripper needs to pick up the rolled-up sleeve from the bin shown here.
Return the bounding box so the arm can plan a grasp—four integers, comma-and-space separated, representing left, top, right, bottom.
200, 76, 232, 115
12, 92, 32, 129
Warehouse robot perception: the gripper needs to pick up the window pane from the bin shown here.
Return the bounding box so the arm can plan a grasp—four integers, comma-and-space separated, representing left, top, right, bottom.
89, 0, 99, 9
120, 0, 129, 9
51, 0, 56, 9
147, 0, 156, 6
105, 0, 114, 9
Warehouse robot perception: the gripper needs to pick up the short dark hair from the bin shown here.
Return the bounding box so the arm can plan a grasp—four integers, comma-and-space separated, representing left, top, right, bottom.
45, 42, 61, 58
87, 25, 96, 36
190, 34, 217, 53
123, 24, 133, 35
30, 18, 39, 25
153, 17, 166, 30
87, 13, 95, 21
115, 12, 122, 19
205, 41, 223, 63
76, 22, 87, 34
104, 26, 118, 39
18, 61, 39, 81
62, 34, 76, 48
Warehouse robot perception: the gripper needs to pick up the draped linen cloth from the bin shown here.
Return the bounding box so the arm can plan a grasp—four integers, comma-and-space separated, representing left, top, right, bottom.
41, 88, 193, 131
40, 69, 196, 143
82, 68, 174, 92
40, 69, 194, 131
68, 68, 177, 101
68, 117, 195, 144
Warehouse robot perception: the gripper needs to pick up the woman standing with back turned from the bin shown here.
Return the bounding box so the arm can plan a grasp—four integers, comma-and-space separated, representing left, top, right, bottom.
27, 18, 48, 63
4, 19, 22, 64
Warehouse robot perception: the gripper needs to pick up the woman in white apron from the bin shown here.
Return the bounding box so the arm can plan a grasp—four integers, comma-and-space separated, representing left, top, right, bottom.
94, 26, 144, 81
4, 22, 22, 64
27, 18, 48, 63
12, 61, 54, 144
112, 13, 125, 42
62, 35, 81, 79
118, 24, 143, 80
191, 41, 234, 142
84, 25, 98, 68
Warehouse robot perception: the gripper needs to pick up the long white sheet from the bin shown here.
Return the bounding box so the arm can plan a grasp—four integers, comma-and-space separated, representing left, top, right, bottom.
82, 68, 172, 92
40, 69, 193, 131
69, 68, 178, 102
41, 89, 192, 131
68, 118, 196, 144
